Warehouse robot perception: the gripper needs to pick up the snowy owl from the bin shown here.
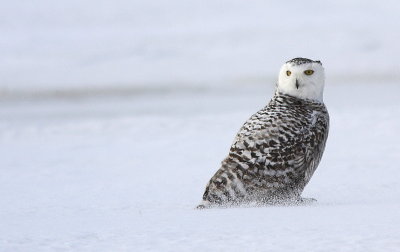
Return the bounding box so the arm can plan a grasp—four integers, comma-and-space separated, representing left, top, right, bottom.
198, 58, 329, 208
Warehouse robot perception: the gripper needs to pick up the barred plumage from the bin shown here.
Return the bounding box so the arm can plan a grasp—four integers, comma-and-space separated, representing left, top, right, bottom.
198, 58, 329, 208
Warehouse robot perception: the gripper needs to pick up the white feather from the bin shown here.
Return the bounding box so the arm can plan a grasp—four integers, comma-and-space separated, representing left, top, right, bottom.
277, 61, 325, 102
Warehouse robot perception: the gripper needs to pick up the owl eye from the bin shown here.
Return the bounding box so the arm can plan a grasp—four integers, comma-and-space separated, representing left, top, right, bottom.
286, 71, 291, 76
304, 70, 314, 75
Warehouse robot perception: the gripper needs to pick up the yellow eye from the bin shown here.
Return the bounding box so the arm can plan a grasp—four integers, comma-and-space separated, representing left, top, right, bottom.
286, 70, 291, 76
304, 70, 314, 75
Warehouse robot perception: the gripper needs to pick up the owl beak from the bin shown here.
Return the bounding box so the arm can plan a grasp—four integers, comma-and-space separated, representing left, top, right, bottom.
295, 79, 299, 89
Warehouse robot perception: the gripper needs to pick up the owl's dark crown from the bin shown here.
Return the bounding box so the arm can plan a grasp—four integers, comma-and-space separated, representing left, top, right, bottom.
287, 58, 322, 66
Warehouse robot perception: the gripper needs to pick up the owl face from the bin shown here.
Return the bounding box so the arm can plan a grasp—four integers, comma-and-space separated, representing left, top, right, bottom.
277, 58, 325, 102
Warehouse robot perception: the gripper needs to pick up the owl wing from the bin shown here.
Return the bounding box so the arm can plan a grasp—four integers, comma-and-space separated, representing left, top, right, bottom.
302, 111, 329, 185
229, 109, 329, 186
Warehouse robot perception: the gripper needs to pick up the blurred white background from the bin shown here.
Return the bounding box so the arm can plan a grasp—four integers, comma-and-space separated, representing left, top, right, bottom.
1, 0, 399, 97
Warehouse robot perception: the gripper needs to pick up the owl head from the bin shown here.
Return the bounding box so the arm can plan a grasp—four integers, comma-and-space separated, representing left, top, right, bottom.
277, 58, 325, 102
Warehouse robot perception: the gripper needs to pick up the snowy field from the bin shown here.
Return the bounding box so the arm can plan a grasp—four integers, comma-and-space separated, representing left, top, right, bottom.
2, 0, 400, 251
1, 82, 400, 251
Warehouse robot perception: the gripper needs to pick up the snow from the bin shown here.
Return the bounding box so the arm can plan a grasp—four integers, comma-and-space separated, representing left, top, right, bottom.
1, 82, 400, 251
2, 0, 400, 250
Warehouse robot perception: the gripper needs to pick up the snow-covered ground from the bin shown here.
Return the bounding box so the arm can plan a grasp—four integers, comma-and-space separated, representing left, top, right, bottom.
1, 82, 400, 251
1, 0, 400, 250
